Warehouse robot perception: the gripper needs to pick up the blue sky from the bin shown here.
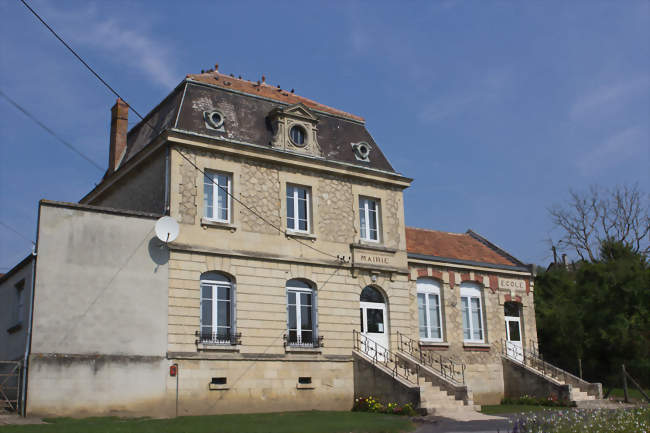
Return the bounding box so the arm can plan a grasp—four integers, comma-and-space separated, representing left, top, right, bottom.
1, 0, 648, 271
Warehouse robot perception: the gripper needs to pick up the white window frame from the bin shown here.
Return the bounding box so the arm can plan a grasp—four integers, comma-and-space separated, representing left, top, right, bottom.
417, 278, 443, 342
286, 280, 317, 347
286, 184, 311, 233
359, 196, 380, 242
200, 275, 235, 344
460, 282, 485, 343
203, 171, 232, 223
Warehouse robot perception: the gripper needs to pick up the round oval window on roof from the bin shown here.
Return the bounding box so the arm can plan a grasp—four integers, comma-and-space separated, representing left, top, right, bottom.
290, 125, 306, 147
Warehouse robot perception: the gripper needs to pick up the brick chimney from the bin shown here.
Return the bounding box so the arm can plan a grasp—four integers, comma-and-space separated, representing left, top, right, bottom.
108, 98, 129, 172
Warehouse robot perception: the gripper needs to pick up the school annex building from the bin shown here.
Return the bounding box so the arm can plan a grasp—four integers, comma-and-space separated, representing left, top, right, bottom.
0, 66, 602, 417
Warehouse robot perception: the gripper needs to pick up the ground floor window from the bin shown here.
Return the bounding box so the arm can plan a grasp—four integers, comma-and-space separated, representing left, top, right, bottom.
460, 282, 484, 342
417, 278, 443, 341
200, 272, 234, 344
287, 279, 317, 347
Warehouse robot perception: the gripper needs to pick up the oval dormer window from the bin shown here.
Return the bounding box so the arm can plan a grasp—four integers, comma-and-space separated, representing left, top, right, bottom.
290, 125, 306, 147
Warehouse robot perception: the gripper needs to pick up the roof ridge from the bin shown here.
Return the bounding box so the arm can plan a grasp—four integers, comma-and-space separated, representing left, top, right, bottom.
187, 70, 364, 122
465, 229, 526, 267
406, 226, 468, 236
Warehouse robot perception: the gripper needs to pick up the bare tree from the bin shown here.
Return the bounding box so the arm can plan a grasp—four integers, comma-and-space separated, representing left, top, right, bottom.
549, 184, 649, 261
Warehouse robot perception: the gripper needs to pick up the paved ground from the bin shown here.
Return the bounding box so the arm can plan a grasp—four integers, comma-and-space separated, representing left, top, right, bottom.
414, 414, 512, 433
0, 414, 45, 425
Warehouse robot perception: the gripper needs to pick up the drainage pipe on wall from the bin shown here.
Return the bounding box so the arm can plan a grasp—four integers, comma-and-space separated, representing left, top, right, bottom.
21, 249, 36, 417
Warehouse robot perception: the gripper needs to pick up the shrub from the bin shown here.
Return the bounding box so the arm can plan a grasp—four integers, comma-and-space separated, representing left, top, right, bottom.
352, 396, 416, 416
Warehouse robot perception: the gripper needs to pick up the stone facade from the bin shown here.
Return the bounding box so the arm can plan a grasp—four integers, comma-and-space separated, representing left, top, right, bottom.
407, 264, 535, 404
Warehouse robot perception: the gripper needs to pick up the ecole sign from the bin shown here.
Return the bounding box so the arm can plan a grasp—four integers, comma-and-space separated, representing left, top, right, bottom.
498, 278, 525, 291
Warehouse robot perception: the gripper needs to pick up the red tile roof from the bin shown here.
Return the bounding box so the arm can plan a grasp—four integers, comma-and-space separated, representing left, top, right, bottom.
406, 227, 518, 267
187, 68, 364, 122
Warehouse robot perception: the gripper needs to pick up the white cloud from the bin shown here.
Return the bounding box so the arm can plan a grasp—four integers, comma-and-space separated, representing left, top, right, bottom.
576, 126, 648, 175
570, 77, 649, 120
40, 3, 179, 89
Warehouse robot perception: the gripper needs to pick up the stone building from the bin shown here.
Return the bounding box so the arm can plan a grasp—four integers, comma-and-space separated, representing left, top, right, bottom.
1, 66, 600, 417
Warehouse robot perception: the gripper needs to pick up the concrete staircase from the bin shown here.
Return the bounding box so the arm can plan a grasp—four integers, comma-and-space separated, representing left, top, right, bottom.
353, 330, 479, 416
501, 340, 602, 404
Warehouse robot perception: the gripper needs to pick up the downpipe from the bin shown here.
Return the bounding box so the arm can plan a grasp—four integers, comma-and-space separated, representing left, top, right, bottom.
21, 248, 36, 417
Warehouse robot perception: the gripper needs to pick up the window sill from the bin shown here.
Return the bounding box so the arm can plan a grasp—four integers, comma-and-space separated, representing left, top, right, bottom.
419, 341, 449, 348
350, 242, 396, 253
197, 343, 241, 352
209, 383, 230, 391
296, 383, 315, 390
463, 342, 490, 351
285, 346, 322, 354
6, 323, 22, 334
285, 231, 316, 241
200, 218, 237, 232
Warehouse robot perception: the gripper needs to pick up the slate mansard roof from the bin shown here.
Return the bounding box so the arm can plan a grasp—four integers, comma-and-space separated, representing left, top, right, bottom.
406, 227, 528, 271
118, 70, 397, 174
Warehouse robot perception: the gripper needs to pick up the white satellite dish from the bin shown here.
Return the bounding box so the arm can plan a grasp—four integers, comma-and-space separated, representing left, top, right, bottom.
155, 216, 179, 243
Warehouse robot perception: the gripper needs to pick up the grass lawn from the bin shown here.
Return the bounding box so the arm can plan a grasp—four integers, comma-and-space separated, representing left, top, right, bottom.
0, 411, 415, 433
609, 387, 649, 402
481, 404, 568, 415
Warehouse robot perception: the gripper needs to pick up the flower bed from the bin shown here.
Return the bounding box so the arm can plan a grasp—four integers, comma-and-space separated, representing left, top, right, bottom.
507, 407, 649, 433
501, 394, 573, 407
352, 396, 417, 416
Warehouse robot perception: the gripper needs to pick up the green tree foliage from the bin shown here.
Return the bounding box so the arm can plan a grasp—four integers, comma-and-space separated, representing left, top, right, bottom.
535, 241, 650, 388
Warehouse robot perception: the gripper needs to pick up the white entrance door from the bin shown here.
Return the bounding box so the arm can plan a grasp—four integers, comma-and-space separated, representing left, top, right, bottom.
360, 301, 389, 361
505, 316, 523, 362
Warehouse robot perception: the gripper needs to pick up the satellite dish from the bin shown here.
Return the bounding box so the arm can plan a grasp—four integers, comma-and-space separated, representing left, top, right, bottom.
155, 216, 179, 243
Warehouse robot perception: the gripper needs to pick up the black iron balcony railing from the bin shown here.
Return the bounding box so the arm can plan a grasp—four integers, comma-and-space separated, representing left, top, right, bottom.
283, 333, 324, 348
195, 330, 241, 346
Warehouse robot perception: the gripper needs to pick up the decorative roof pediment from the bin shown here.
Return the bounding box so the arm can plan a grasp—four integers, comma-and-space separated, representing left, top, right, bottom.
270, 104, 319, 123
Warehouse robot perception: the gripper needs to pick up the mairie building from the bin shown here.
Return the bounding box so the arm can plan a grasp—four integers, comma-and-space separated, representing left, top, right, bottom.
0, 65, 601, 417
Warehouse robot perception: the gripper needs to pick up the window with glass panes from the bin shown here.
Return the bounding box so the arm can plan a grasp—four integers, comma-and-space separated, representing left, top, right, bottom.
460, 283, 484, 342
359, 197, 379, 241
200, 273, 233, 344
287, 279, 316, 346
417, 278, 443, 341
286, 185, 310, 232
203, 172, 231, 222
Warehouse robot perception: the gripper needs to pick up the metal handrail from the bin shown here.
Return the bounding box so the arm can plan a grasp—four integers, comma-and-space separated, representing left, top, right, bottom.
501, 339, 593, 391
396, 331, 465, 385
352, 330, 420, 386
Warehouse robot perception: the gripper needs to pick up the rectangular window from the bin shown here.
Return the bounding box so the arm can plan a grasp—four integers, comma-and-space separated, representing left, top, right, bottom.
204, 172, 232, 223
461, 291, 484, 342
287, 289, 315, 346
286, 185, 310, 233
200, 282, 232, 344
418, 293, 442, 340
359, 197, 380, 241
15, 280, 25, 324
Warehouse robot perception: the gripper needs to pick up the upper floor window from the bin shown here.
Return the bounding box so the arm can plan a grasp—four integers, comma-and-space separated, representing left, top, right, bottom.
286, 279, 317, 347
200, 272, 236, 345
15, 280, 25, 324
417, 278, 443, 341
204, 172, 231, 223
359, 197, 380, 242
287, 185, 310, 233
460, 282, 484, 343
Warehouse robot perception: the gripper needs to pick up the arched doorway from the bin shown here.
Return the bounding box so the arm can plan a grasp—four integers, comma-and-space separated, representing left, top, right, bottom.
504, 301, 523, 362
359, 286, 389, 357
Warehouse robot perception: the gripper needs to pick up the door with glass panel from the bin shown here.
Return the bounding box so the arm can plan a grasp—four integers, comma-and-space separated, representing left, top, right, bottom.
359, 286, 389, 361
504, 302, 523, 362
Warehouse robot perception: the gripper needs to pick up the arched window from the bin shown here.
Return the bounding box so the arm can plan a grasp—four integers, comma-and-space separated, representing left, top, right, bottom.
360, 286, 384, 303
504, 301, 521, 317
200, 272, 235, 344
460, 282, 484, 343
417, 278, 443, 341
286, 279, 317, 347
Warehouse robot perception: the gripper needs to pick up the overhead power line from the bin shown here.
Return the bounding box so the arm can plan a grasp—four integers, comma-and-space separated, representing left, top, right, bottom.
19, 0, 348, 264
0, 221, 35, 245
0, 89, 104, 172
